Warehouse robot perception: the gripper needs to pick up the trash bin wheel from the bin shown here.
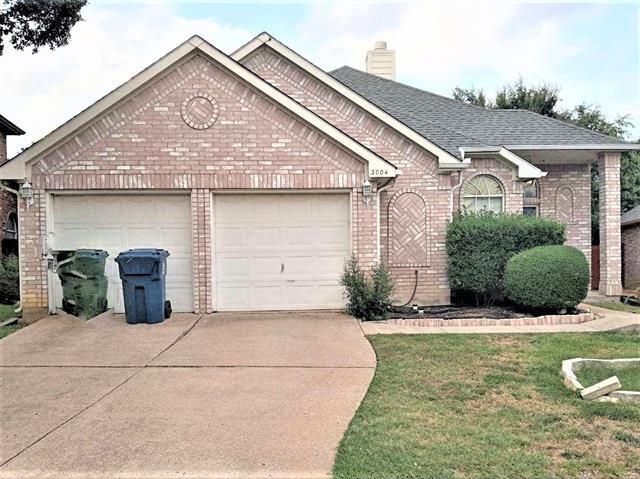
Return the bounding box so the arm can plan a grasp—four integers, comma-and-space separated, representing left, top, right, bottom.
164, 300, 172, 319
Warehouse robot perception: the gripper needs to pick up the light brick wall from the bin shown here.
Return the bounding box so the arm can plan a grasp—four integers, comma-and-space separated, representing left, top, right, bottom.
622, 224, 640, 289
598, 153, 622, 295
191, 189, 212, 313
538, 163, 592, 266
21, 53, 369, 315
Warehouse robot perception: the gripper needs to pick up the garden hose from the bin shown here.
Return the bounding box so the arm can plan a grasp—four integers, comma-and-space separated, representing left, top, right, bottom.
399, 269, 419, 307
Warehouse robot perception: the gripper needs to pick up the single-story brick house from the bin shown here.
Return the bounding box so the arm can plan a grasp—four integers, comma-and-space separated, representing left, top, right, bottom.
1, 33, 638, 320
0, 114, 24, 258
622, 206, 640, 289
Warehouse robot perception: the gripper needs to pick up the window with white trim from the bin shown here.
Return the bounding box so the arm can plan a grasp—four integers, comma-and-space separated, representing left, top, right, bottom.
462, 175, 504, 213
522, 179, 540, 216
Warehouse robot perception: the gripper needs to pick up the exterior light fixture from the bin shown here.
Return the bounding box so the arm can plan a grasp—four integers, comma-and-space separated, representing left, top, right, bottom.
362, 180, 372, 205
20, 181, 33, 209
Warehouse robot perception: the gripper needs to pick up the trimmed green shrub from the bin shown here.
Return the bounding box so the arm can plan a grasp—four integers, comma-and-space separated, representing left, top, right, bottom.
340, 255, 393, 321
0, 255, 19, 304
504, 245, 589, 312
446, 212, 566, 305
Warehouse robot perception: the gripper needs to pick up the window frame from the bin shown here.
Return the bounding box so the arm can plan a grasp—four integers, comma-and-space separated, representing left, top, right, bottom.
462, 174, 505, 214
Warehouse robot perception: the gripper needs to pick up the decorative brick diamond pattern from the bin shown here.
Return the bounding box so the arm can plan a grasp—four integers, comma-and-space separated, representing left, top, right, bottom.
556, 187, 574, 223
388, 191, 429, 267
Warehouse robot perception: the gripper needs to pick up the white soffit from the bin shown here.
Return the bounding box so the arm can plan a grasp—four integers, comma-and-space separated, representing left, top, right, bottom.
459, 147, 547, 179
232, 32, 465, 170
1, 35, 396, 180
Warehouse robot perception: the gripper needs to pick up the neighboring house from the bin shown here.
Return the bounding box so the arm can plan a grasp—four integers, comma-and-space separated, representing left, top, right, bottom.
0, 33, 637, 320
0, 115, 25, 258
622, 206, 640, 289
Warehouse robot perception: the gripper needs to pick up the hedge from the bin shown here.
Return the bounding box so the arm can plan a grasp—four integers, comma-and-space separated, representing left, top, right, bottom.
0, 255, 19, 304
504, 245, 589, 312
446, 212, 566, 304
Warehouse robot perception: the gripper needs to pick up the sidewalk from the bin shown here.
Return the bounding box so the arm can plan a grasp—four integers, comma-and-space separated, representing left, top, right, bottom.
360, 304, 640, 335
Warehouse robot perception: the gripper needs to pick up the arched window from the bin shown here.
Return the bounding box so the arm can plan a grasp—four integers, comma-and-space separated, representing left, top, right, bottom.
4, 213, 17, 240
462, 175, 504, 213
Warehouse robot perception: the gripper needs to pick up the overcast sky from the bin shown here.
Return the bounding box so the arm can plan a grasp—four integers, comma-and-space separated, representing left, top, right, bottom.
0, 0, 638, 157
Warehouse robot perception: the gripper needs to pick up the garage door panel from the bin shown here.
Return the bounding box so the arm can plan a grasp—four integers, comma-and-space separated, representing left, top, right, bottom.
249, 227, 279, 248
214, 194, 349, 311
217, 227, 248, 248
53, 195, 193, 314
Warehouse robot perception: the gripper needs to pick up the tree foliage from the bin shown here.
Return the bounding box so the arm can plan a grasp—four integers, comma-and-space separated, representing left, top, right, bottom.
0, 0, 87, 55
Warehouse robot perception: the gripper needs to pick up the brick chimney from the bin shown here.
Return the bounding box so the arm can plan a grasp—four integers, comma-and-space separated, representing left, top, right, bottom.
366, 41, 395, 80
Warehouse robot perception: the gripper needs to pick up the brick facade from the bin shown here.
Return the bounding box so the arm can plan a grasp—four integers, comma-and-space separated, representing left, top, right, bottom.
19, 53, 370, 315
622, 223, 640, 289
14, 42, 616, 318
598, 153, 622, 295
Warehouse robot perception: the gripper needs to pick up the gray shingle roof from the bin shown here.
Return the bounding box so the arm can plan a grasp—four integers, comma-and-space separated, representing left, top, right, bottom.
622, 206, 640, 226
329, 66, 631, 158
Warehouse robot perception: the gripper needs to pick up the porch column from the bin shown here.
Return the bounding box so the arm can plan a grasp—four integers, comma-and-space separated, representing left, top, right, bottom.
598, 152, 622, 296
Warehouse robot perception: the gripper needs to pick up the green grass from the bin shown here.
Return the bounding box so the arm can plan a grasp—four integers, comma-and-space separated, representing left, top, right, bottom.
577, 364, 640, 391
0, 303, 21, 339
588, 301, 640, 314
0, 303, 18, 322
333, 332, 640, 479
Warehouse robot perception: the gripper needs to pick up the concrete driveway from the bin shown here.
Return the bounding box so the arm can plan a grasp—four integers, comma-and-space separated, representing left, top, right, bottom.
0, 311, 375, 479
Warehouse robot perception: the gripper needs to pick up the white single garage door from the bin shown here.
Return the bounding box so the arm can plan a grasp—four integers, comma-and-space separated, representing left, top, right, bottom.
52, 194, 193, 313
214, 194, 350, 311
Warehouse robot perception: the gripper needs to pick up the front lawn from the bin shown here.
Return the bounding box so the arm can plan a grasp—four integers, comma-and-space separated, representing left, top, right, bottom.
0, 303, 21, 339
334, 332, 640, 479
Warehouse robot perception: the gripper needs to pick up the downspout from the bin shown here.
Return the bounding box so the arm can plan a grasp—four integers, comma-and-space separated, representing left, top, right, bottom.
449, 171, 464, 219
376, 177, 395, 262
0, 180, 22, 315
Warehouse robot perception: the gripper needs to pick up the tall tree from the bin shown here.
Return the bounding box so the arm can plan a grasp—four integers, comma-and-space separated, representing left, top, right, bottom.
452, 87, 489, 108
494, 78, 560, 117
0, 0, 87, 55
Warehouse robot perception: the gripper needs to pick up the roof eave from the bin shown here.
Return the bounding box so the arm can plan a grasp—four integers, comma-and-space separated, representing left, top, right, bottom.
0, 115, 25, 136
0, 34, 397, 180
459, 146, 547, 179
505, 144, 640, 151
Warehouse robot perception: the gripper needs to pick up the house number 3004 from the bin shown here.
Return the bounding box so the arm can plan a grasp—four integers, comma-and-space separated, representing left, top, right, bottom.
370, 169, 389, 176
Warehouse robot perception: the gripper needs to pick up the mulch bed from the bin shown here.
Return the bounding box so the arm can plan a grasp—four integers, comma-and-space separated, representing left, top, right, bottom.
386, 304, 584, 320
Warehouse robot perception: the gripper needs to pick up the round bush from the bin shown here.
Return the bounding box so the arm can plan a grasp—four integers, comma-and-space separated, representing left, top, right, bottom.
504, 245, 589, 312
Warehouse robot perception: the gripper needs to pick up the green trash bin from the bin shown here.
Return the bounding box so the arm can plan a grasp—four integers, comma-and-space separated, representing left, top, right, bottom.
57, 249, 109, 319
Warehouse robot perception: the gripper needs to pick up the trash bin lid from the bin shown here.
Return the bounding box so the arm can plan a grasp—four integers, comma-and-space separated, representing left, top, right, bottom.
114, 248, 170, 261
74, 249, 109, 259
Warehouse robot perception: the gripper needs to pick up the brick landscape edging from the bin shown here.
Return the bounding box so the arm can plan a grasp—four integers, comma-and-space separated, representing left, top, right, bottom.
385, 312, 594, 327
561, 357, 640, 403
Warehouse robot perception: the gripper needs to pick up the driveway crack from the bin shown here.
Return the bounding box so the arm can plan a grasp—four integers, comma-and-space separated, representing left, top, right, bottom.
0, 366, 144, 469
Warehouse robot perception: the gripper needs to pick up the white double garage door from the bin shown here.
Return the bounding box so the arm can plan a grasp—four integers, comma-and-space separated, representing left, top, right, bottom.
52, 193, 350, 312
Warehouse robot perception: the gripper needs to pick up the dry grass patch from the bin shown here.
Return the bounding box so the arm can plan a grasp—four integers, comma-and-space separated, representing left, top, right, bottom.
334, 332, 640, 479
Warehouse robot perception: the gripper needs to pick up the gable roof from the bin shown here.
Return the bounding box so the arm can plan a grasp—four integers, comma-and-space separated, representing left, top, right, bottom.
0, 36, 396, 180
231, 32, 466, 170
0, 115, 24, 136
330, 66, 639, 156
622, 206, 640, 227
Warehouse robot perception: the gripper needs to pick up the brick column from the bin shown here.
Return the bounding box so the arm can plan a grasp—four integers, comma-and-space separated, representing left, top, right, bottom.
598, 152, 622, 296
19, 190, 49, 321
191, 189, 213, 313
352, 188, 377, 270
